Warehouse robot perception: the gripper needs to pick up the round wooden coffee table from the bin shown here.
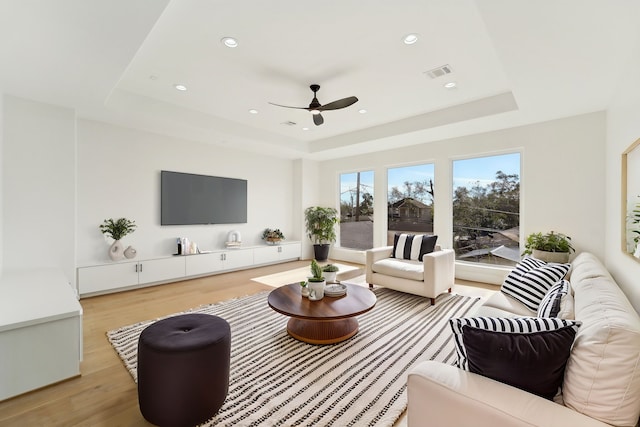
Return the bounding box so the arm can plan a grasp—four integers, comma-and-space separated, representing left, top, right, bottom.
268, 283, 376, 345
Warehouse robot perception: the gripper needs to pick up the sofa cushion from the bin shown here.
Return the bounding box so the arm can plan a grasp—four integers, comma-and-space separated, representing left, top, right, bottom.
480, 292, 536, 317
450, 317, 580, 367
537, 280, 574, 319
392, 234, 437, 261
372, 258, 423, 281
501, 257, 571, 311
462, 323, 579, 400
562, 253, 640, 426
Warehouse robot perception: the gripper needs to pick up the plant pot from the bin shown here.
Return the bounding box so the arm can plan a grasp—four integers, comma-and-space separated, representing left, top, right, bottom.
313, 244, 330, 261
266, 237, 281, 245
109, 240, 125, 261
532, 249, 570, 264
308, 280, 326, 300
323, 271, 337, 283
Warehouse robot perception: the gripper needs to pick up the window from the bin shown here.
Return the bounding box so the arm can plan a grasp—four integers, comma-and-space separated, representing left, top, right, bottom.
387, 164, 435, 245
340, 171, 374, 250
452, 153, 520, 266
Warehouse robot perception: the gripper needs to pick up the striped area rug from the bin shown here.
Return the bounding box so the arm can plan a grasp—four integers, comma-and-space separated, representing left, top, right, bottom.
107, 288, 481, 427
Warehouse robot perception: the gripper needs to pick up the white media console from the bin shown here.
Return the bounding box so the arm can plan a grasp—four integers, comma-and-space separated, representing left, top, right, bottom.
77, 241, 301, 297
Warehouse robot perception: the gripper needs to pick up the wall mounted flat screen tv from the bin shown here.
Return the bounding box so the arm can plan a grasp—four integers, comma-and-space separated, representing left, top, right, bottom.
161, 170, 247, 225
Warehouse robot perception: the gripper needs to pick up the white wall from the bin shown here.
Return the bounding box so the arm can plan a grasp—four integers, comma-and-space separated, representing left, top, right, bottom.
318, 113, 607, 279
76, 119, 297, 266
1, 95, 76, 280
605, 36, 640, 313
0, 95, 3, 275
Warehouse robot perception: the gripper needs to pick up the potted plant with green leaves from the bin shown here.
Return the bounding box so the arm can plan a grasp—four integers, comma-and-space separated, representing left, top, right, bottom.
307, 259, 326, 300
304, 206, 339, 261
322, 263, 339, 283
262, 228, 285, 245
522, 231, 575, 263
99, 218, 137, 261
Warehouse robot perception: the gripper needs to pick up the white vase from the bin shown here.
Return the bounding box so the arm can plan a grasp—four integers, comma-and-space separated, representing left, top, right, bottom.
308, 280, 326, 300
109, 240, 125, 261
324, 271, 337, 283
124, 246, 137, 259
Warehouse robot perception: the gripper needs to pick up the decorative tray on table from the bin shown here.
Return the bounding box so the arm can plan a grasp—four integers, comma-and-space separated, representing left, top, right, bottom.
324, 283, 347, 297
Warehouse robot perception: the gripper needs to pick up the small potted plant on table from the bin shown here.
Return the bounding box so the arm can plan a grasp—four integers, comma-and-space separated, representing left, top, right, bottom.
307, 259, 326, 300
322, 264, 340, 283
522, 231, 575, 263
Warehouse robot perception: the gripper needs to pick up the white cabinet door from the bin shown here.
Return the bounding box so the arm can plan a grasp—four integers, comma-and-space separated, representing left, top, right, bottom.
279, 243, 301, 260
78, 262, 139, 295
138, 257, 185, 284
185, 253, 223, 277
253, 246, 280, 265
223, 249, 254, 270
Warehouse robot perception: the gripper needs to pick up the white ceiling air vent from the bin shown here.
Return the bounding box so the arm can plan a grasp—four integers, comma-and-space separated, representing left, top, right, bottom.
281, 121, 297, 126
424, 64, 453, 79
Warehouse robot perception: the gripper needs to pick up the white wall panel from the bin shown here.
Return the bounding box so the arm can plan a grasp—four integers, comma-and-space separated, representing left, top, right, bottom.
76, 120, 295, 266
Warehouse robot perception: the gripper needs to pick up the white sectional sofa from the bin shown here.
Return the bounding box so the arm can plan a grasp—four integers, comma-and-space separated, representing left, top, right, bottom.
407, 252, 640, 427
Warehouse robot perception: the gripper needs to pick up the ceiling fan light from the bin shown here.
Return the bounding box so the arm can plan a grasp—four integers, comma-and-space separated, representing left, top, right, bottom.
310, 109, 321, 115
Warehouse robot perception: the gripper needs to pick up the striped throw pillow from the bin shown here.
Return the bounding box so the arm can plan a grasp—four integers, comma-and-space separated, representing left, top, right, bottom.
501, 257, 570, 311
449, 316, 581, 399
537, 280, 573, 318
391, 233, 437, 261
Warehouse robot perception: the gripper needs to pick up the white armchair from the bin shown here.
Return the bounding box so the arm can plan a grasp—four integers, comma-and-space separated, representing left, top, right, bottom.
365, 245, 455, 304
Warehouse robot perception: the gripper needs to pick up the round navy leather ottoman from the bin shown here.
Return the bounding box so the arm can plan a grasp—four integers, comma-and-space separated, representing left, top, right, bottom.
137, 313, 231, 427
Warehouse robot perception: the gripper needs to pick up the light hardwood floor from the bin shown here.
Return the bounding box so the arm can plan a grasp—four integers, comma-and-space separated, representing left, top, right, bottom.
0, 260, 497, 427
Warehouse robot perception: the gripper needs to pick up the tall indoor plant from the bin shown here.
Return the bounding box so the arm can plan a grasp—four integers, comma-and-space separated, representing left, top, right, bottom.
522, 231, 574, 263
304, 206, 339, 261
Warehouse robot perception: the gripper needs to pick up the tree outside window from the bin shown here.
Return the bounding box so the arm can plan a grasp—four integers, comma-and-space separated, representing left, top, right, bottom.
452, 153, 520, 266
387, 164, 434, 245
340, 171, 374, 250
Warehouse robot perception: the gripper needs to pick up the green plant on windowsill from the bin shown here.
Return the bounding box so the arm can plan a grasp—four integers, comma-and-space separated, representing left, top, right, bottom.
522, 231, 574, 263
522, 231, 575, 255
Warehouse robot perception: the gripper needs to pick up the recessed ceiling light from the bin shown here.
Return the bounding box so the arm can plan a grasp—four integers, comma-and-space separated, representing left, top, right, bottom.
221, 37, 238, 48
174, 84, 187, 91
403, 33, 419, 45
248, 109, 258, 114
358, 109, 367, 114
444, 81, 457, 89
302, 127, 310, 131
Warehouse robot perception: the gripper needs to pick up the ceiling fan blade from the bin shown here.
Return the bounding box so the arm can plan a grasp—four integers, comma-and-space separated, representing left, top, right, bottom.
313, 113, 324, 126
268, 102, 308, 110
318, 96, 358, 111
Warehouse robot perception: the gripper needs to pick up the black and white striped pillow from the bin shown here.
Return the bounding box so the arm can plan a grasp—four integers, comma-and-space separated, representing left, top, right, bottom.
501, 257, 570, 311
449, 316, 581, 399
537, 280, 572, 318
450, 316, 581, 370
391, 233, 437, 261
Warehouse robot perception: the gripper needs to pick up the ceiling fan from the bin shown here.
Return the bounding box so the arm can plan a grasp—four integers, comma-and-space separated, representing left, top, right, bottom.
269, 84, 358, 126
